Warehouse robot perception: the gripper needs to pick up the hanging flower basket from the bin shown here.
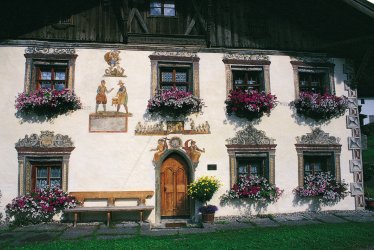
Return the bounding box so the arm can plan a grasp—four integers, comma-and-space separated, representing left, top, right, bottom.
294, 172, 349, 202
15, 88, 82, 119
292, 92, 348, 121
220, 175, 283, 203
147, 87, 204, 118
225, 89, 277, 120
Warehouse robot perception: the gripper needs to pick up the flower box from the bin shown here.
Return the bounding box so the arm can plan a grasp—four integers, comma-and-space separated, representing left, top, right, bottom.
147, 88, 204, 118
225, 89, 277, 120
221, 175, 283, 203
5, 187, 78, 227
292, 92, 348, 121
294, 172, 349, 202
15, 88, 82, 119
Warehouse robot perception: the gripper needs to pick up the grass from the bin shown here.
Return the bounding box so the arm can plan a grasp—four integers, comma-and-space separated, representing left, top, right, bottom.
11, 222, 374, 250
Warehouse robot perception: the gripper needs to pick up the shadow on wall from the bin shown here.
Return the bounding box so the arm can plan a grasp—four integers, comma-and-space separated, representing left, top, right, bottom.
289, 104, 332, 127
292, 195, 340, 212
219, 198, 272, 216
15, 110, 78, 124
223, 109, 262, 129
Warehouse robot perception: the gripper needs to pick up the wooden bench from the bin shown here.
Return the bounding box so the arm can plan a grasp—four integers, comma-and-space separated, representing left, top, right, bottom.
64, 191, 154, 227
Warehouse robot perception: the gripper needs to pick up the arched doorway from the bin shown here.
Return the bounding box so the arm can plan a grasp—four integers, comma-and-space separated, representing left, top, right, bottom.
160, 154, 190, 217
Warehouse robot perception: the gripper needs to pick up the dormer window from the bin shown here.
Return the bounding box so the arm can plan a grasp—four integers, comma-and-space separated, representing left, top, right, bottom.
150, 0, 176, 17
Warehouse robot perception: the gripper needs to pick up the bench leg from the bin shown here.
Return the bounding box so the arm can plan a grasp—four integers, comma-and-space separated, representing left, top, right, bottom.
107, 212, 111, 227
74, 213, 78, 227
140, 211, 143, 222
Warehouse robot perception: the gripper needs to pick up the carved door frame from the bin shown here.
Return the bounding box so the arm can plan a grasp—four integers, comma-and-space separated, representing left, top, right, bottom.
154, 149, 195, 224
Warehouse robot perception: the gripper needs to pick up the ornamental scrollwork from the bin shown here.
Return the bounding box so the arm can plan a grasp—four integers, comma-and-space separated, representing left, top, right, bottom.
151, 51, 198, 58
295, 128, 340, 144
226, 125, 275, 145
290, 56, 332, 64
104, 50, 126, 77
15, 131, 74, 148
25, 47, 76, 55
151, 137, 204, 165
223, 53, 269, 61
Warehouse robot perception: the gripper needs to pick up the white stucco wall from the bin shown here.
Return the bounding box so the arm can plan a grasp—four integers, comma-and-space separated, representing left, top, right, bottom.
0, 46, 355, 221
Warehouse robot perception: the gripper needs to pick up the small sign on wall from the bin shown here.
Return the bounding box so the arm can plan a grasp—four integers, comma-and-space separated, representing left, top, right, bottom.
207, 164, 217, 171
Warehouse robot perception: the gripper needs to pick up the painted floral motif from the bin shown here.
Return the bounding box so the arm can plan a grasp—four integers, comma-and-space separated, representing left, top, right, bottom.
292, 92, 348, 120
221, 175, 283, 203
225, 89, 277, 120
147, 87, 204, 117
5, 187, 78, 227
15, 89, 82, 119
294, 172, 349, 202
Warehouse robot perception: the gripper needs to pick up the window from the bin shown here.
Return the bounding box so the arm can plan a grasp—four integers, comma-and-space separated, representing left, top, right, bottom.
237, 155, 268, 180
159, 64, 192, 91
290, 59, 335, 97
24, 47, 77, 93
295, 128, 342, 187
304, 153, 334, 176
34, 61, 68, 90
150, 0, 176, 17
222, 54, 271, 95
32, 163, 62, 190
298, 69, 329, 94
232, 67, 264, 91
226, 125, 276, 186
15, 131, 75, 195
149, 52, 200, 97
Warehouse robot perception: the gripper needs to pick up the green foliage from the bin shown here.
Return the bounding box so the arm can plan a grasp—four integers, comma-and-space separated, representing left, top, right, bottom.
187, 176, 221, 203
363, 135, 374, 197
361, 123, 374, 136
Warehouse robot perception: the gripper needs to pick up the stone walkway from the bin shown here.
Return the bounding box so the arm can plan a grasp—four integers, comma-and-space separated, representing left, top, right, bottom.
0, 210, 373, 248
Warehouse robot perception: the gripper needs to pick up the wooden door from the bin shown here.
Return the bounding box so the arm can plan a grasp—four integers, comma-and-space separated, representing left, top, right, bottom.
161, 155, 189, 217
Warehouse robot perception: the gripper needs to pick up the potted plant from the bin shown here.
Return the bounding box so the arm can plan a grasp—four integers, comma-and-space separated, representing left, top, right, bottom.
15, 88, 82, 119
187, 176, 221, 223
220, 175, 283, 203
199, 205, 218, 222
146, 87, 204, 118
225, 89, 277, 120
291, 92, 348, 121
294, 172, 349, 203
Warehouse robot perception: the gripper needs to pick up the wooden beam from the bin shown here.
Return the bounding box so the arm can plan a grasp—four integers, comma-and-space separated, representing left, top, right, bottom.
206, 0, 213, 47
134, 8, 149, 33
110, 0, 129, 43
314, 34, 374, 50
184, 0, 207, 35
354, 46, 374, 84
127, 8, 135, 32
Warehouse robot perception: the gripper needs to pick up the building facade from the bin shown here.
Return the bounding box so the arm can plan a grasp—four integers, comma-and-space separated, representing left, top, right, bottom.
0, 0, 373, 223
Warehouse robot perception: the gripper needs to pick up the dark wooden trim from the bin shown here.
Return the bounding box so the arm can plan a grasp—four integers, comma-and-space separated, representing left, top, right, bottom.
226, 144, 277, 150
149, 55, 200, 62
15, 147, 75, 154
222, 59, 271, 65
24, 53, 78, 60
2, 40, 334, 58
294, 144, 342, 150
290, 61, 334, 68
